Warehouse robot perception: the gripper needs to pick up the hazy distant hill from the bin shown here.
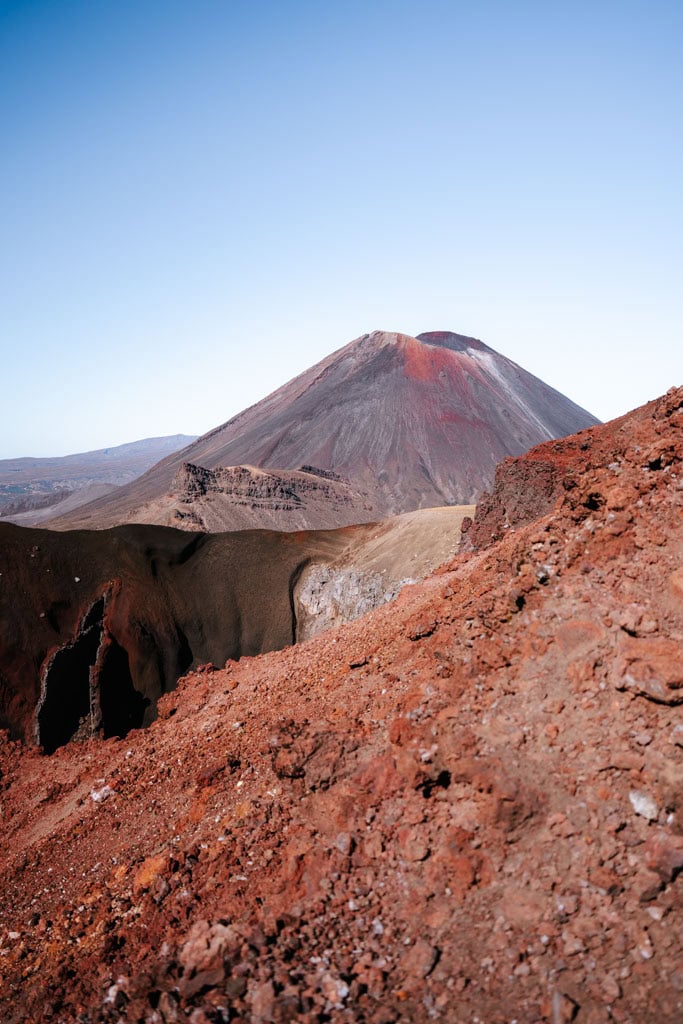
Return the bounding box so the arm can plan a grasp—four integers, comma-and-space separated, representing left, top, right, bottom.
0, 434, 196, 522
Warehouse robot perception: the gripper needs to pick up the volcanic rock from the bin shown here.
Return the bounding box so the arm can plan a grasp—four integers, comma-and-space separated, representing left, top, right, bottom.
466, 386, 682, 550
138, 462, 382, 532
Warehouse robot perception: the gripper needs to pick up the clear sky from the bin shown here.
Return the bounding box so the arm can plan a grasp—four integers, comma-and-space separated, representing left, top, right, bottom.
1, 0, 681, 458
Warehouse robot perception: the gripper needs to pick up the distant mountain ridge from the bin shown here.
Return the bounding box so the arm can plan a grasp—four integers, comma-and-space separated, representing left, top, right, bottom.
0, 434, 196, 524
47, 330, 599, 530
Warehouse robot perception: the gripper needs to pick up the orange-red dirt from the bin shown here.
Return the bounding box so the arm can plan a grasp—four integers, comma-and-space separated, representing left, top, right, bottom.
0, 388, 682, 1023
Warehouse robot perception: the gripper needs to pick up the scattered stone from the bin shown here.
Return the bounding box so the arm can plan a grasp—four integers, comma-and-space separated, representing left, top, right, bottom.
250, 979, 276, 1023
400, 939, 439, 978
551, 990, 579, 1022
178, 921, 239, 998
642, 831, 683, 881
629, 790, 658, 821
613, 635, 683, 705
320, 972, 349, 1008
90, 785, 113, 804
133, 853, 167, 895
407, 621, 437, 641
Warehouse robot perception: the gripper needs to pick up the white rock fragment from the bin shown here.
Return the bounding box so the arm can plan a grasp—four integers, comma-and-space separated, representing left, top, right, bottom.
629, 790, 658, 821
320, 972, 349, 1008
90, 785, 113, 804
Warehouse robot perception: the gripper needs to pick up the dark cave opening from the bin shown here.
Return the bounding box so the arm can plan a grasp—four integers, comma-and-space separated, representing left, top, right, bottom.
175, 627, 194, 677
37, 593, 150, 752
99, 637, 150, 740
37, 620, 102, 755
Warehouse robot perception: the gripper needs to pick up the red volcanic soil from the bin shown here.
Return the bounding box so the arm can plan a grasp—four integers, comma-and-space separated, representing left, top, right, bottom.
0, 389, 681, 1022
49, 331, 599, 530
467, 385, 683, 550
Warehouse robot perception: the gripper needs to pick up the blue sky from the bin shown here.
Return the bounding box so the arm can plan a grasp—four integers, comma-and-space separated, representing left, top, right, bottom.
1, 0, 681, 458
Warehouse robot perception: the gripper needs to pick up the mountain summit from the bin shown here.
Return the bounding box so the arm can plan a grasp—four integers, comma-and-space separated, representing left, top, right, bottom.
50, 330, 599, 529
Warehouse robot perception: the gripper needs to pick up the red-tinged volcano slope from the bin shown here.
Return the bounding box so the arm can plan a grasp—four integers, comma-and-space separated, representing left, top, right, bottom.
0, 388, 681, 1023
50, 330, 599, 529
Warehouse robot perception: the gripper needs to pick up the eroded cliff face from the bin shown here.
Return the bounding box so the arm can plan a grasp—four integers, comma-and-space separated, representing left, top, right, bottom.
163, 462, 380, 532
0, 507, 471, 749
34, 587, 144, 754
0, 523, 340, 746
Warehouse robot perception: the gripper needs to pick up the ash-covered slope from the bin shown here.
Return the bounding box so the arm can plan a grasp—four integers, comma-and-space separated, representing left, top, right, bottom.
0, 389, 681, 1022
50, 331, 598, 529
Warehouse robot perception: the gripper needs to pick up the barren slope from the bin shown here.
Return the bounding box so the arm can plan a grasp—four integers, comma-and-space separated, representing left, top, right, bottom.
50, 331, 598, 529
0, 389, 680, 1023
3, 483, 119, 527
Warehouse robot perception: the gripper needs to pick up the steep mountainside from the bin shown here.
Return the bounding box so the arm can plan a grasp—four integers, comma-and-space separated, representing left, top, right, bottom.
463, 390, 683, 551
49, 331, 598, 529
0, 388, 680, 1022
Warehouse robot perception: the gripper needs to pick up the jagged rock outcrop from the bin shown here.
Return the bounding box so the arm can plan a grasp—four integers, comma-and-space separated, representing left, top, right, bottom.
159, 462, 380, 532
